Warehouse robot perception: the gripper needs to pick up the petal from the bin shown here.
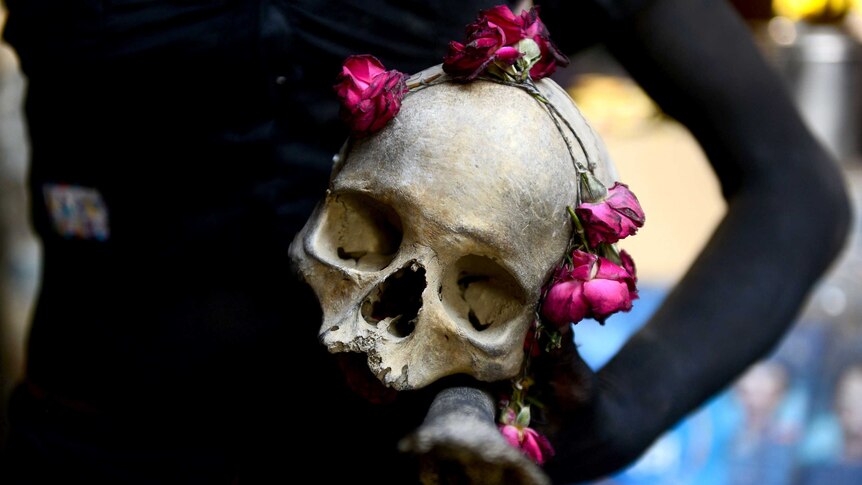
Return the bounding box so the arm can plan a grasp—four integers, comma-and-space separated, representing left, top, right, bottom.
483, 5, 519, 24
620, 250, 638, 285
336, 81, 363, 109
469, 36, 496, 49
530, 34, 569, 80
576, 203, 624, 246
363, 73, 387, 99
583, 279, 632, 321
529, 58, 555, 80
521, 428, 547, 465
550, 261, 573, 283
350, 101, 377, 134
495, 46, 522, 63
499, 425, 522, 449
542, 280, 589, 327
482, 5, 523, 43
342, 54, 386, 87
443, 42, 495, 80
607, 183, 646, 226
593, 257, 630, 282
520, 9, 542, 38
615, 217, 641, 240
569, 250, 597, 280
383, 70, 408, 94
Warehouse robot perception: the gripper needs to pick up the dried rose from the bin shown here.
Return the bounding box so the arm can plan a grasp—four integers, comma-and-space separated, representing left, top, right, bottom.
443, 5, 568, 81
476, 4, 524, 42
541, 250, 638, 326
518, 8, 569, 80
334, 55, 408, 137
443, 25, 514, 80
499, 424, 556, 465
575, 182, 645, 247
529, 33, 569, 80
620, 249, 637, 287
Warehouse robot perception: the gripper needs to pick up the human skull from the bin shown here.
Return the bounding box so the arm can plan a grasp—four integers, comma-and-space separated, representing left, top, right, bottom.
290, 65, 616, 390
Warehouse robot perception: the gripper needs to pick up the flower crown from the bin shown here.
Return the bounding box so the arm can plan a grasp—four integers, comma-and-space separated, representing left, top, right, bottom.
333, 4, 645, 466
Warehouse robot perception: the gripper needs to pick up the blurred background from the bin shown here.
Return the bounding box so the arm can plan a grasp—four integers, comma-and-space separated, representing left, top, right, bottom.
1, 1, 861, 484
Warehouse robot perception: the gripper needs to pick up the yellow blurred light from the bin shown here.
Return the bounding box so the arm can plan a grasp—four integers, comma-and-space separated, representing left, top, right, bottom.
773, 0, 855, 21
567, 75, 658, 138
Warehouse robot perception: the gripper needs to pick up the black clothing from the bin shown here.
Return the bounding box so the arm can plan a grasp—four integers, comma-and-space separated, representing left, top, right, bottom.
0, 1, 621, 483
6, 1, 842, 484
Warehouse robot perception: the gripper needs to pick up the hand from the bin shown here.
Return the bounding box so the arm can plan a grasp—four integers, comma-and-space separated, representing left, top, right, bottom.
533, 329, 648, 483
399, 386, 550, 485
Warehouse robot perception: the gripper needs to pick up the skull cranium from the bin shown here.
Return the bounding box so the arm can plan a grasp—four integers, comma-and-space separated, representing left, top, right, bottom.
290, 65, 616, 390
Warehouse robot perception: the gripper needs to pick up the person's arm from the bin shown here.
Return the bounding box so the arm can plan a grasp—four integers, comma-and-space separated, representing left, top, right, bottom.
539, 0, 851, 481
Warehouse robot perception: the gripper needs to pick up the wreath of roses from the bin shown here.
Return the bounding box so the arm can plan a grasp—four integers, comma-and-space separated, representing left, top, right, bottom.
333, 4, 645, 466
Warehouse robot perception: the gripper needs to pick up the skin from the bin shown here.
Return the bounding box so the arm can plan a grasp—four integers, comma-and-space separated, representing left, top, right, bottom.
415, 0, 851, 482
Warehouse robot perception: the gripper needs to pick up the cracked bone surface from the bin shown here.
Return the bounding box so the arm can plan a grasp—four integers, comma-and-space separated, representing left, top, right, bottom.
290, 65, 616, 390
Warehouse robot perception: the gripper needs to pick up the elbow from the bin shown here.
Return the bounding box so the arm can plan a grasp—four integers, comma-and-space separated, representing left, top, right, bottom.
781, 157, 852, 279
828, 185, 852, 261
807, 160, 852, 274
730, 146, 852, 282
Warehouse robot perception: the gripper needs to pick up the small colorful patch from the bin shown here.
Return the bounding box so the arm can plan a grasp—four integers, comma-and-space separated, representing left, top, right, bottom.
43, 183, 110, 242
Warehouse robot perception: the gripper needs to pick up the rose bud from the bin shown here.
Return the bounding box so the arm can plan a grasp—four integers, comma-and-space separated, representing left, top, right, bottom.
499, 424, 555, 465
334, 55, 408, 137
575, 182, 645, 247
541, 250, 638, 327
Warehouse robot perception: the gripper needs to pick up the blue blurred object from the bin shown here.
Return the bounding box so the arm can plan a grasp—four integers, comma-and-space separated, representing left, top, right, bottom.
573, 285, 666, 372
572, 286, 850, 485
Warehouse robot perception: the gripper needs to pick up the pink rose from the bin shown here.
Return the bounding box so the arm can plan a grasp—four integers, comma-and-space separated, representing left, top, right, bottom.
499, 424, 555, 465
443, 6, 568, 81
541, 250, 638, 326
476, 4, 524, 42
529, 33, 569, 80
518, 8, 569, 80
620, 249, 637, 284
443, 23, 516, 80
443, 6, 524, 80
575, 182, 645, 247
334, 55, 408, 137
443, 39, 508, 81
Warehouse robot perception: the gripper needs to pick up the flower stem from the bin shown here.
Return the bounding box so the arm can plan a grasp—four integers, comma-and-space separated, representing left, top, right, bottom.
405, 72, 449, 94
523, 78, 593, 172
567, 206, 591, 252
474, 75, 592, 174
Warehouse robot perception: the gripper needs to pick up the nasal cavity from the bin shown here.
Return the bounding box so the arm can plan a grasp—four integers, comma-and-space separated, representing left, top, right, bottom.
361, 263, 426, 338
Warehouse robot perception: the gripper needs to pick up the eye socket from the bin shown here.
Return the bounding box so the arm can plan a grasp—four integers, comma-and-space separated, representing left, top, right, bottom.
314, 192, 403, 272
441, 255, 526, 332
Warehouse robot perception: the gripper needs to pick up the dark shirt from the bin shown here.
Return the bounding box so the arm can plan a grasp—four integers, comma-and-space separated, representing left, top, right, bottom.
1, 1, 643, 482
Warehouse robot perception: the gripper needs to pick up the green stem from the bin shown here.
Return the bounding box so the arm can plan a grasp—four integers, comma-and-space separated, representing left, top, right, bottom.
523, 78, 594, 171
567, 206, 591, 252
